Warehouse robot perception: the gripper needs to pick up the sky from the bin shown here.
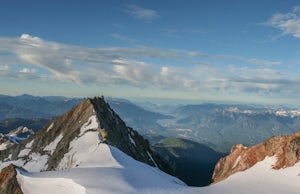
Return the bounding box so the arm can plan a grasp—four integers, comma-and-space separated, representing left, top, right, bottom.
1, 0, 300, 105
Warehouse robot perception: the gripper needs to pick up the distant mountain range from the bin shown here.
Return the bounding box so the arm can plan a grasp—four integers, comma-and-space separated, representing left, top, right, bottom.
2, 94, 300, 153
154, 103, 300, 152
0, 94, 82, 120
107, 98, 173, 135
0, 118, 52, 134
0, 126, 34, 151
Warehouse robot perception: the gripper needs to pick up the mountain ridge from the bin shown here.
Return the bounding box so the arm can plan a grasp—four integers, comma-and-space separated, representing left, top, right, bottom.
212, 129, 300, 183
0, 96, 170, 174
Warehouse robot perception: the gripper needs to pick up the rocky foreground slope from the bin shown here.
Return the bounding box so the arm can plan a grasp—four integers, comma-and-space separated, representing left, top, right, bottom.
0, 164, 23, 194
212, 129, 300, 183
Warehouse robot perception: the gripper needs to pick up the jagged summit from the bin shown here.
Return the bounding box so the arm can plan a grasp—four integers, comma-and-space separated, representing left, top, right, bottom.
212, 129, 300, 183
0, 96, 169, 173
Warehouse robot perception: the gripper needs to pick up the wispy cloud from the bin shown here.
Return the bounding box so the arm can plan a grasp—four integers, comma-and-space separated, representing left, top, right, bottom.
266, 6, 300, 39
0, 34, 297, 101
162, 28, 204, 39
0, 65, 9, 71
19, 68, 36, 73
187, 51, 281, 66
110, 34, 138, 44
124, 4, 159, 21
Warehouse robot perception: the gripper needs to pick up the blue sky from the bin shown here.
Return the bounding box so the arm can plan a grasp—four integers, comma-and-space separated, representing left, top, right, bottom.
1, 0, 300, 105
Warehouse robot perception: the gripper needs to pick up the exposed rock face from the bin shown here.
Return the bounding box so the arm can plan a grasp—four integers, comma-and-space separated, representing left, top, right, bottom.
0, 164, 23, 194
90, 97, 170, 172
0, 96, 170, 173
212, 130, 300, 183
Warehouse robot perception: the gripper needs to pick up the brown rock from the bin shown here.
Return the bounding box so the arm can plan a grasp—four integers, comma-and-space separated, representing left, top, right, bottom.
0, 164, 24, 194
212, 130, 300, 183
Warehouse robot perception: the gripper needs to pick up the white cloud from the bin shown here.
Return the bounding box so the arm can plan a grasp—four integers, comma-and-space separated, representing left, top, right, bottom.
19, 68, 36, 73
110, 34, 138, 44
124, 4, 159, 21
0, 34, 298, 101
188, 51, 281, 66
266, 6, 300, 38
160, 66, 169, 76
0, 65, 9, 71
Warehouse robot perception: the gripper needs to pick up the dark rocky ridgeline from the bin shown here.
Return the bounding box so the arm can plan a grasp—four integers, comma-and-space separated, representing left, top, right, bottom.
90, 97, 170, 173
212, 129, 300, 183
0, 164, 23, 194
0, 96, 171, 174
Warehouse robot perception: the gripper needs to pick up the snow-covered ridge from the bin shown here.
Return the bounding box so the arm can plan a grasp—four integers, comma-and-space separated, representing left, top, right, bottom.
16, 143, 186, 194
216, 106, 300, 117
0, 114, 101, 172
0, 126, 34, 151
58, 115, 102, 169
275, 110, 300, 117
79, 115, 98, 136
14, 146, 300, 194
214, 107, 258, 115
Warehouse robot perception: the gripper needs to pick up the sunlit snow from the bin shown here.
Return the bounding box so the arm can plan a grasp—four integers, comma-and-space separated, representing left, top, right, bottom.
79, 115, 98, 136
46, 123, 54, 132
43, 134, 63, 155
14, 151, 300, 194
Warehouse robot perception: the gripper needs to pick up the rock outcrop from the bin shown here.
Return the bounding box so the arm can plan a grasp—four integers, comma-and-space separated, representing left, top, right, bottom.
212, 130, 300, 183
0, 164, 23, 194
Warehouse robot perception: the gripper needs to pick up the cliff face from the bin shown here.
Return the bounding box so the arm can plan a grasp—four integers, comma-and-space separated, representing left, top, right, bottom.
212, 130, 300, 183
90, 97, 170, 173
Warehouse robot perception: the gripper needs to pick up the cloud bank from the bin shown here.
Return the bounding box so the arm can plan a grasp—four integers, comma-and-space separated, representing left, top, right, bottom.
0, 34, 297, 102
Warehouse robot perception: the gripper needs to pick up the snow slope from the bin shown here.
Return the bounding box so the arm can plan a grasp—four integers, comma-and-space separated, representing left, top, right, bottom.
10, 115, 188, 193
14, 141, 300, 194
17, 143, 187, 194
15, 145, 300, 194
209, 156, 300, 194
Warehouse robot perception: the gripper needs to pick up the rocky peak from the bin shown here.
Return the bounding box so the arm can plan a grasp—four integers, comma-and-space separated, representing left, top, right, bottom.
212, 130, 300, 183
90, 97, 169, 171
0, 96, 169, 173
